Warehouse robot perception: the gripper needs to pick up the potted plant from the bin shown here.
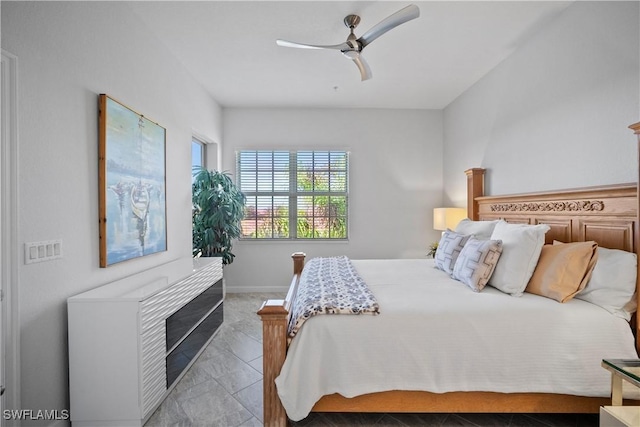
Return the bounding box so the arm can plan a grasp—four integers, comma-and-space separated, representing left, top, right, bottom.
192, 168, 246, 265
427, 241, 439, 258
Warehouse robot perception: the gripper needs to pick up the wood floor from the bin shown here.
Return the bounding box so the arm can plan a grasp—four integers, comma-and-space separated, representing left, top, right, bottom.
145, 293, 600, 427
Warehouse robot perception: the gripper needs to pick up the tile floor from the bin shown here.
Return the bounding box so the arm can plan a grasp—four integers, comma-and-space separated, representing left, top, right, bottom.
145, 293, 600, 427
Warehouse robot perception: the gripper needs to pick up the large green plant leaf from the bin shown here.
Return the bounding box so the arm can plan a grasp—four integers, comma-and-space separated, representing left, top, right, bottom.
192, 168, 246, 264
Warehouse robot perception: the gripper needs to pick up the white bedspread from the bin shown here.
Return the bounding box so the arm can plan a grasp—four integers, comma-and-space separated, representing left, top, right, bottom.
275, 259, 639, 421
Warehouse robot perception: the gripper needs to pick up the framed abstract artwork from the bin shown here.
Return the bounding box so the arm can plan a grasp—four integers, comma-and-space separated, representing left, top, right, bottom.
98, 94, 167, 267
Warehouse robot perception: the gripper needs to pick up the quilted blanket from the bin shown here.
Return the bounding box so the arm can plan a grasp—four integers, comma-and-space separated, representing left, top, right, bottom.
288, 256, 380, 339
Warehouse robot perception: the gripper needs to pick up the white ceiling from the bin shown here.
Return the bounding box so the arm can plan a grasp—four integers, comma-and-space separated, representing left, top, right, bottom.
128, 1, 573, 109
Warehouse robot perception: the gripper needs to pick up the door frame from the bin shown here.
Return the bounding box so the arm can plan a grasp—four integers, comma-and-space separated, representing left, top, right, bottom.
1, 48, 21, 423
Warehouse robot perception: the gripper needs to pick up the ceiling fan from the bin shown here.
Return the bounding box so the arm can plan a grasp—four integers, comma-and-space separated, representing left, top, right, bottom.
276, 4, 420, 81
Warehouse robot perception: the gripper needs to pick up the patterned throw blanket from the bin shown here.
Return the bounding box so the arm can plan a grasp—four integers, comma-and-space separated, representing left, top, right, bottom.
288, 256, 380, 339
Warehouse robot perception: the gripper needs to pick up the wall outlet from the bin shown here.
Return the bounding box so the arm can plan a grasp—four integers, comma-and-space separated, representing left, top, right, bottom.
24, 239, 63, 264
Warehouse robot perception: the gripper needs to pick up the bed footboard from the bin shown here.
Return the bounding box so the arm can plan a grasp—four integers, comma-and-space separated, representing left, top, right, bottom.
258, 252, 305, 427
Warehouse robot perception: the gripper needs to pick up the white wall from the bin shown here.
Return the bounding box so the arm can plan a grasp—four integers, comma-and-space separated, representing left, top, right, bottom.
443, 1, 640, 206
4, 0, 637, 421
2, 2, 222, 423
221, 108, 443, 291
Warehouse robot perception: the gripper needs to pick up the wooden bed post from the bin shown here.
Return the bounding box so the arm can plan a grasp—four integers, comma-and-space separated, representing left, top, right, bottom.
629, 121, 640, 355
465, 168, 485, 220
258, 252, 306, 427
258, 299, 288, 427
292, 252, 305, 275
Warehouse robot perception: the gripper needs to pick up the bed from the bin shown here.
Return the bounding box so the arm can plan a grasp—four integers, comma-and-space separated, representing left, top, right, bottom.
257, 121, 640, 426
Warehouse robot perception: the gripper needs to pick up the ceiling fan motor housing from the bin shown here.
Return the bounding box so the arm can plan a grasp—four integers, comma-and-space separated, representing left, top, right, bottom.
344, 14, 361, 29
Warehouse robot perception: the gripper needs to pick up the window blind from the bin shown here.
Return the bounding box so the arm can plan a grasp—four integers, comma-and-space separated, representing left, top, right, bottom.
237, 150, 348, 239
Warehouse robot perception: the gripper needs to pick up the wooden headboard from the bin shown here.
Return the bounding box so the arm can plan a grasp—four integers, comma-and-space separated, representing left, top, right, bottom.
470, 176, 636, 251
465, 122, 640, 352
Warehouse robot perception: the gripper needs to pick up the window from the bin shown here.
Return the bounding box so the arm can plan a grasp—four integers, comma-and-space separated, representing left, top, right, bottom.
192, 138, 205, 170
237, 150, 349, 239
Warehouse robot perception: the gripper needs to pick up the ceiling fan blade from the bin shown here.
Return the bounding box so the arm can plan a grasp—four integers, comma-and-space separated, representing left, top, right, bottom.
276, 39, 349, 50
357, 4, 420, 49
352, 55, 372, 81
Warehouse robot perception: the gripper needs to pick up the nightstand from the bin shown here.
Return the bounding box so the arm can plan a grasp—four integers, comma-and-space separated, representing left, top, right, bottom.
600, 406, 640, 426
601, 359, 640, 426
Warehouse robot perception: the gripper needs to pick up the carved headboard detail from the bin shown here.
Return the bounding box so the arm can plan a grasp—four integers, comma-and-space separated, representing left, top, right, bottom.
474, 183, 636, 251
464, 168, 636, 253
489, 200, 604, 213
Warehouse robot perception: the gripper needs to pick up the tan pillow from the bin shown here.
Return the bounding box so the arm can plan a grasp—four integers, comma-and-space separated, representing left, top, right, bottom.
525, 241, 598, 303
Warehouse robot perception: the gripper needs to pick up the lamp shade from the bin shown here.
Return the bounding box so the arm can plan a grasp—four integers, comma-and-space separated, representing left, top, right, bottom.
433, 207, 467, 231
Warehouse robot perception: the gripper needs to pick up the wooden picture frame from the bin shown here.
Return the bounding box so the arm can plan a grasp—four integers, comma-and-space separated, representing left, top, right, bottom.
98, 94, 167, 267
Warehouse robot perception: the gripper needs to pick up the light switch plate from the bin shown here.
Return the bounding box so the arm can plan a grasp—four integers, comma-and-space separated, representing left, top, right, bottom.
24, 239, 63, 264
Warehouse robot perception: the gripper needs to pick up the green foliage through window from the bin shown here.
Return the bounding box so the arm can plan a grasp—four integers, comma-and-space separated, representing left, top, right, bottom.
237, 150, 349, 239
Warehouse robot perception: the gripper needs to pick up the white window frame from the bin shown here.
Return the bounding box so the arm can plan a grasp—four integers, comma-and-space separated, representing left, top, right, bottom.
191, 137, 206, 171
237, 150, 349, 240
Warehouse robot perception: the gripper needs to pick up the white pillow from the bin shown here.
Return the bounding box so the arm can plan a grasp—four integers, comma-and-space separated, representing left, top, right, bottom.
452, 237, 503, 292
576, 247, 637, 320
434, 229, 471, 275
455, 219, 499, 239
488, 220, 550, 296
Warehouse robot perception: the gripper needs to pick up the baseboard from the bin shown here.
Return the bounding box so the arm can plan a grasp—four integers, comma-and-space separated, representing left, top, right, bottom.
226, 286, 289, 294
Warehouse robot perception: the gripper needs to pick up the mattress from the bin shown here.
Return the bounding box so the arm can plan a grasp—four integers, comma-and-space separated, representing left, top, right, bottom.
275, 258, 638, 421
